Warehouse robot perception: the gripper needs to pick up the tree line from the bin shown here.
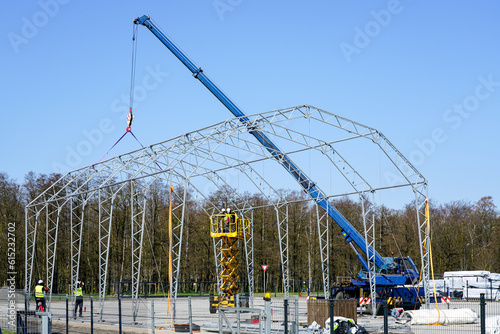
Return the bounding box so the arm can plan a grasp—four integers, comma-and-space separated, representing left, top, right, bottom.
1, 171, 499, 294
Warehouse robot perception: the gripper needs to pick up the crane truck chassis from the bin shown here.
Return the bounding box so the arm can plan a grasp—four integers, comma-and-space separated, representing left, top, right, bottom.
331, 256, 424, 315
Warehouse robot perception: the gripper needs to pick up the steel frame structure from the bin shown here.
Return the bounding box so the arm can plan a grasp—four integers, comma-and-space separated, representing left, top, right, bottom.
25, 104, 429, 318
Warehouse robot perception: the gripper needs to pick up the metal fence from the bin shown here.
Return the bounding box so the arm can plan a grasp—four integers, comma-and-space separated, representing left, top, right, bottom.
395, 295, 500, 334
217, 296, 304, 334
1, 289, 499, 334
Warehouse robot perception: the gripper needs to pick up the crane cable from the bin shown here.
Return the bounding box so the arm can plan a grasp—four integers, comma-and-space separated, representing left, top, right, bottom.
127, 24, 138, 132
97, 23, 144, 163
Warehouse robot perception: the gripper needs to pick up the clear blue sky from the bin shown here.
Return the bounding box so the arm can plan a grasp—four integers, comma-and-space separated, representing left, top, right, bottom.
1, 1, 499, 209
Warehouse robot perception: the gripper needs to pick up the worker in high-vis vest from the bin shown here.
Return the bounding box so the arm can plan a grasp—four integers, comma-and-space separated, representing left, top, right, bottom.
34, 280, 48, 312
74, 281, 84, 318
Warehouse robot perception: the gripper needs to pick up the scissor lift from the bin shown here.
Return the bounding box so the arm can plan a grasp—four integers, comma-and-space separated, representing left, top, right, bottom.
209, 212, 250, 313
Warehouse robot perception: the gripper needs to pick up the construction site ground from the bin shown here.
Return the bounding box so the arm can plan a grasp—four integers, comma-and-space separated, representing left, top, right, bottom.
44, 295, 499, 334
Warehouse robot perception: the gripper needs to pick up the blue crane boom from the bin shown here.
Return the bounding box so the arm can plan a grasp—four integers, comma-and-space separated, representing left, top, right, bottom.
133, 15, 386, 272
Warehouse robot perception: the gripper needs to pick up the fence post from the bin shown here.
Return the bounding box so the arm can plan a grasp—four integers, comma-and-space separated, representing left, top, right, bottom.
236, 294, 240, 334
65, 294, 68, 334
91, 296, 94, 334
152, 299, 155, 334
118, 296, 122, 334
218, 306, 222, 334
466, 281, 469, 302
188, 296, 193, 334
491, 281, 493, 302
329, 299, 334, 334
25, 289, 28, 312
265, 300, 271, 334
294, 295, 299, 334
284, 298, 288, 334
383, 302, 388, 334
480, 293, 485, 334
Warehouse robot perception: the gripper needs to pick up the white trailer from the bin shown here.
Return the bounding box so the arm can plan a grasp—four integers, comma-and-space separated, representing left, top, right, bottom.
442, 271, 500, 300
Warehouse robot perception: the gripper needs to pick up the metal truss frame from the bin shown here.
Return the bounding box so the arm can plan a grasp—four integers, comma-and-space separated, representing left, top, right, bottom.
275, 204, 289, 299
242, 210, 254, 306
169, 181, 188, 318
131, 180, 147, 322
98, 188, 115, 320
70, 194, 87, 311
45, 199, 61, 309
25, 104, 429, 314
25, 205, 40, 308
360, 191, 377, 316
315, 201, 330, 298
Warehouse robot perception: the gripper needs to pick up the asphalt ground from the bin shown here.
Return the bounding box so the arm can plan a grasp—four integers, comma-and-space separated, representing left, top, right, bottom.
28, 296, 500, 334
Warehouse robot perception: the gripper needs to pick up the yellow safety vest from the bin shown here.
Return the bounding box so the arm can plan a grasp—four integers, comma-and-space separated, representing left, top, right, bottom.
35, 285, 44, 298
76, 287, 83, 297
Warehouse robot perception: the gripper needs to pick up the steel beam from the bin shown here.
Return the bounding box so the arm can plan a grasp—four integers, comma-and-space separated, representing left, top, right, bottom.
131, 181, 147, 322
275, 204, 289, 299
315, 201, 330, 298
98, 188, 115, 321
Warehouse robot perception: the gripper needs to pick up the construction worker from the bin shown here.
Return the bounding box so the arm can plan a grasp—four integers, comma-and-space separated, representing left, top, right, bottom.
224, 208, 231, 233
299, 281, 307, 297
220, 208, 226, 233
74, 281, 84, 318
34, 280, 48, 312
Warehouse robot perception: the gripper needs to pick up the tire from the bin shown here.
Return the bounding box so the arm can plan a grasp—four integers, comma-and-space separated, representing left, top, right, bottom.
365, 303, 381, 316
209, 295, 217, 314
365, 292, 382, 316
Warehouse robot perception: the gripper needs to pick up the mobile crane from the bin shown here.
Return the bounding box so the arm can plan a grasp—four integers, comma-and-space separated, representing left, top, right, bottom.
133, 15, 429, 314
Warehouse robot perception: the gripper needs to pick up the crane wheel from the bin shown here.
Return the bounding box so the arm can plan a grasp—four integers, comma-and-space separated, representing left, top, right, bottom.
335, 291, 346, 299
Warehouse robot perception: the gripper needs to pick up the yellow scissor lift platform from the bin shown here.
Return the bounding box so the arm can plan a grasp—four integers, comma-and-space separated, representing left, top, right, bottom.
209, 212, 251, 313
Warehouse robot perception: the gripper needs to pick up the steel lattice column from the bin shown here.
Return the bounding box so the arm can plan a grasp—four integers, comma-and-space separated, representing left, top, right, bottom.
98, 189, 115, 321
70, 195, 87, 310
417, 192, 431, 308
360, 192, 376, 316
46, 200, 62, 309
275, 204, 289, 299
169, 182, 187, 319
241, 211, 254, 306
25, 206, 41, 309
131, 181, 148, 322
315, 202, 330, 298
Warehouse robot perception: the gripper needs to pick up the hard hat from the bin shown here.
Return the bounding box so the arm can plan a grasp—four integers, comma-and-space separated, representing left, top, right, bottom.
227, 208, 231, 212
221, 208, 226, 212
38, 280, 44, 284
